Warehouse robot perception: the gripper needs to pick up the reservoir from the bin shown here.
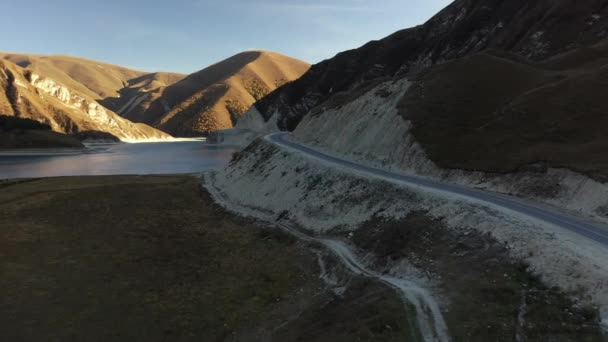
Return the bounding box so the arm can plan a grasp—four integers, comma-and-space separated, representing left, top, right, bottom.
0, 141, 237, 179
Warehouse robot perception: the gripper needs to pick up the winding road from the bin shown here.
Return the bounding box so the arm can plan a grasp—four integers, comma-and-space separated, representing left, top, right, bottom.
205, 172, 451, 342
267, 132, 608, 248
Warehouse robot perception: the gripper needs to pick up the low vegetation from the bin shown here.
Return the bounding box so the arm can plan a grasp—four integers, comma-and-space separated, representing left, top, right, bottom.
0, 114, 83, 148
274, 78, 289, 88
0, 176, 411, 341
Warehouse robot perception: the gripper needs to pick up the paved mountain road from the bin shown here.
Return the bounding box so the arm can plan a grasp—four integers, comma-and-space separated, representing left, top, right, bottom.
267, 132, 608, 248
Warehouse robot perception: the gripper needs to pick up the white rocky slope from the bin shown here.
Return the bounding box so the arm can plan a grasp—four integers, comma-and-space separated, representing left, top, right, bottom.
222, 76, 608, 327
206, 137, 608, 328
236, 77, 608, 226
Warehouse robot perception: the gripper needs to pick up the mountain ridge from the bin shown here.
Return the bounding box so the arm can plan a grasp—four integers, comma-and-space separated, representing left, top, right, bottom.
111, 50, 310, 136
249, 0, 608, 131
0, 50, 309, 138
0, 57, 170, 141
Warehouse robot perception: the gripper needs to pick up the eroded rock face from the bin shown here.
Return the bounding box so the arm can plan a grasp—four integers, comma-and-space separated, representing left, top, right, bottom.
0, 59, 170, 141
28, 74, 170, 140
252, 0, 608, 131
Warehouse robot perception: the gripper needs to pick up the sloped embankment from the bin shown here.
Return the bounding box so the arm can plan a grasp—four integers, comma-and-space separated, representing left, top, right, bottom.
205, 140, 606, 340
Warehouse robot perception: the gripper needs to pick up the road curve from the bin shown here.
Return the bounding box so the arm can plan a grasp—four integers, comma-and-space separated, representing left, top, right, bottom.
267, 132, 608, 248
204, 172, 450, 342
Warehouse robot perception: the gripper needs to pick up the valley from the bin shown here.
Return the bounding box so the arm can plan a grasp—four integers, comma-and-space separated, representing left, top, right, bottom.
2, 0, 608, 340
0, 176, 414, 341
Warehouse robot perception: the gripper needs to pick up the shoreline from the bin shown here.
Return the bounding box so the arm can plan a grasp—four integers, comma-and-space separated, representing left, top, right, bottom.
0, 139, 214, 158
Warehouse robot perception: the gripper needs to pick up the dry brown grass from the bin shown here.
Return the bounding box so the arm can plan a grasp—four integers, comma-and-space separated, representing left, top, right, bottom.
142, 50, 310, 136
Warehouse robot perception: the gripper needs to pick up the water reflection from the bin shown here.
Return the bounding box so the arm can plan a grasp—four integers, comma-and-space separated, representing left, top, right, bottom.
0, 141, 238, 179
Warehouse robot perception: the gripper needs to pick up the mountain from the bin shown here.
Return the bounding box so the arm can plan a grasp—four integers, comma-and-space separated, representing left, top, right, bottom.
238, 0, 608, 177
106, 51, 310, 136
0, 57, 171, 141
400, 42, 608, 178
247, 0, 608, 130
99, 72, 186, 123
1, 51, 308, 137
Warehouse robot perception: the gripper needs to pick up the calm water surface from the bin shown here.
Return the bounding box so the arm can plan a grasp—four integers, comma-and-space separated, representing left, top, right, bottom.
0, 141, 238, 179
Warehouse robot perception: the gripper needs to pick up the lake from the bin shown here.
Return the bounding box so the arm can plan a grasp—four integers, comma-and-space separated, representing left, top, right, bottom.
0, 141, 238, 179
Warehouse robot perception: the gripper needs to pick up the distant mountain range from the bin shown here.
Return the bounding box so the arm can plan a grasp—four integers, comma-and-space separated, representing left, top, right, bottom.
0, 50, 309, 139
0, 54, 171, 141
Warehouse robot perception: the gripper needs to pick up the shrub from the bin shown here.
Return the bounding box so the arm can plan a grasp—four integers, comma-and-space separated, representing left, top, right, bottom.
225, 100, 247, 125
0, 115, 50, 131
245, 79, 270, 101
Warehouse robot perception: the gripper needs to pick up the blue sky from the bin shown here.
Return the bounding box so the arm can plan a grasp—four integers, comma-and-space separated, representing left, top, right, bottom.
1, 0, 452, 74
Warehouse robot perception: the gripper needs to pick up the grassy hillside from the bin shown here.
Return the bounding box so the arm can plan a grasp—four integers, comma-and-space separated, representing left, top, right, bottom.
399, 41, 608, 179
122, 50, 310, 136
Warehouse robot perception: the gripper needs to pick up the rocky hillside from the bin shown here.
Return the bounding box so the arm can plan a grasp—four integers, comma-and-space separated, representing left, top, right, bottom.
1, 54, 146, 98
118, 51, 310, 136
0, 58, 171, 141
247, 0, 608, 131
239, 0, 608, 178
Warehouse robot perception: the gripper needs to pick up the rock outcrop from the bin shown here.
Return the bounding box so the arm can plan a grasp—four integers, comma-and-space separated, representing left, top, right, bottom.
0, 59, 170, 141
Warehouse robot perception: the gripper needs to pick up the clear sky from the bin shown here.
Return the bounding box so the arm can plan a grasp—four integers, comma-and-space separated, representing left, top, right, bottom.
1, 0, 453, 74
